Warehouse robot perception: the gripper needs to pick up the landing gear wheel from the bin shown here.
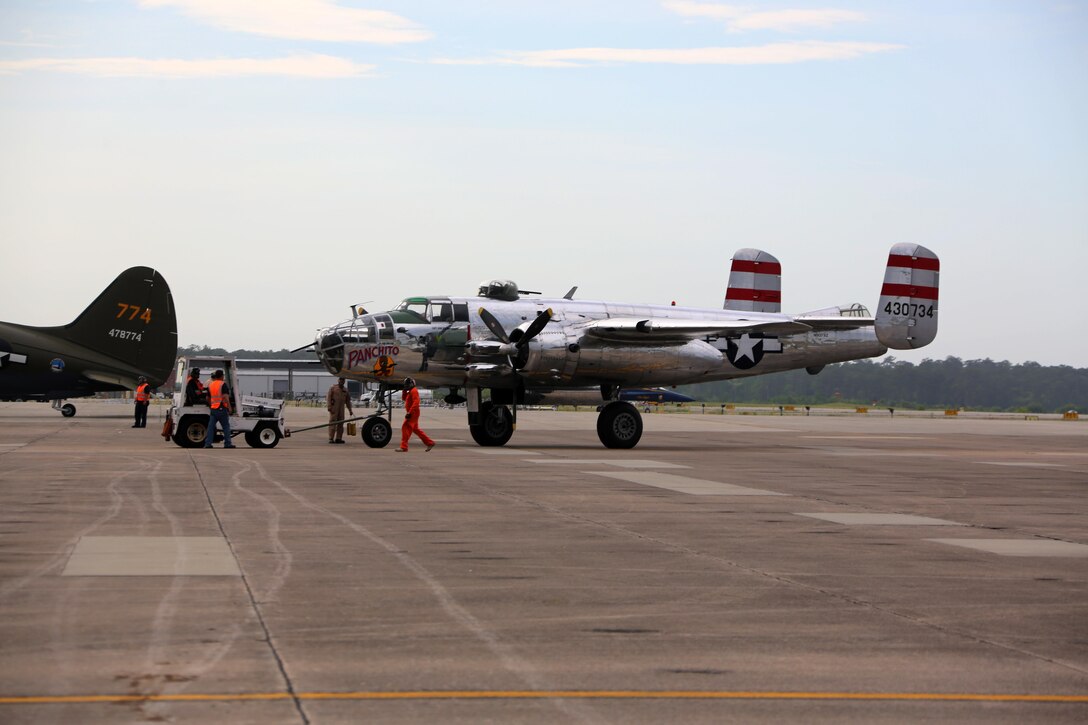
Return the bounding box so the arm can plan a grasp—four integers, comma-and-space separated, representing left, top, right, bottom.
174, 415, 208, 448
361, 417, 393, 448
60, 403, 76, 418
597, 401, 643, 449
470, 402, 514, 447
245, 423, 281, 449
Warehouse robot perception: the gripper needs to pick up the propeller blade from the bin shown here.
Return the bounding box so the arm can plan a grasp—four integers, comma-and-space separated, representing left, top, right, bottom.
516, 308, 553, 349
477, 307, 510, 343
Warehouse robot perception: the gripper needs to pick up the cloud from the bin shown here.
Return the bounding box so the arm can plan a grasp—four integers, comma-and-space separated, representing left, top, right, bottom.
663, 1, 866, 33
433, 41, 902, 68
0, 40, 55, 48
140, 0, 431, 44
0, 29, 59, 48
0, 54, 374, 78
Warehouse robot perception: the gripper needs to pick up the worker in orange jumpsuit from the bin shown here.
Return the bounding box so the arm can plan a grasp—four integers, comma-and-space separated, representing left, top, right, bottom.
397, 377, 435, 452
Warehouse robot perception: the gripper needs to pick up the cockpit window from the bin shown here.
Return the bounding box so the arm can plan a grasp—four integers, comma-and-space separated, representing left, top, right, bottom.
841, 303, 871, 317
432, 300, 454, 323
376, 314, 395, 340
394, 298, 429, 323
340, 317, 375, 344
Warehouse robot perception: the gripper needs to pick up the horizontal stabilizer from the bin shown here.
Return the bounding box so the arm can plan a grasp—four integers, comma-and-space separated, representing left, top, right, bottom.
792, 315, 875, 332
874, 244, 939, 349
725, 248, 781, 313
582, 317, 811, 342
795, 303, 875, 331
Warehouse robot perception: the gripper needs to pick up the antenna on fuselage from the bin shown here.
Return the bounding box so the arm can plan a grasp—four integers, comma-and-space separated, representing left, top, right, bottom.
563, 286, 578, 300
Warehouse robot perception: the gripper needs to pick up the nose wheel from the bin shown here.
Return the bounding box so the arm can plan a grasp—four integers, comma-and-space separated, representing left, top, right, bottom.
361, 416, 393, 448
358, 384, 395, 448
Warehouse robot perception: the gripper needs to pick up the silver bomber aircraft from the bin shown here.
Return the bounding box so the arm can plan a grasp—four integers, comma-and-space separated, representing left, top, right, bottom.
312, 244, 939, 449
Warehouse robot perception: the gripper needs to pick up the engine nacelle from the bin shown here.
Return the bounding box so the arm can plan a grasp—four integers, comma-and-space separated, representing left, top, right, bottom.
466, 340, 516, 357
465, 363, 510, 379
524, 337, 721, 386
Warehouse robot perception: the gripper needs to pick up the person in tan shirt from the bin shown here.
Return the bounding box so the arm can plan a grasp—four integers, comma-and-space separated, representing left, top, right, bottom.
326, 377, 354, 444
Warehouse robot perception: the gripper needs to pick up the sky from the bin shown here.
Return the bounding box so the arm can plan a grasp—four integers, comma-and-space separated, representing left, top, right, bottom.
1, 1, 1085, 366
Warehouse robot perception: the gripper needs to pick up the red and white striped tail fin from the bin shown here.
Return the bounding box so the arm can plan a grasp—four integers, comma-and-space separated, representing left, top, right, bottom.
724, 248, 781, 313
875, 244, 939, 349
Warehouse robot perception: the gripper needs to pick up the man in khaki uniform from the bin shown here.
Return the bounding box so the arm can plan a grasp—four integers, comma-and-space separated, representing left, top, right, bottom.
326, 377, 354, 444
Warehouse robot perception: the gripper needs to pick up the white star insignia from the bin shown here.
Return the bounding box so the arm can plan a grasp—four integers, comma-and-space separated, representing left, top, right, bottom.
0, 352, 28, 368
732, 334, 759, 362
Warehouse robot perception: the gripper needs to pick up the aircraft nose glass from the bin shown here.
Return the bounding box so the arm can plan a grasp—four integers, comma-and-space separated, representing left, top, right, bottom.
316, 328, 345, 374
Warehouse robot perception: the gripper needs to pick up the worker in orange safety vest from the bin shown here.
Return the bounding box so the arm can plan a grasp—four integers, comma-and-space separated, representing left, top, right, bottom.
203, 369, 236, 449
185, 367, 207, 406
396, 377, 435, 452
133, 376, 151, 428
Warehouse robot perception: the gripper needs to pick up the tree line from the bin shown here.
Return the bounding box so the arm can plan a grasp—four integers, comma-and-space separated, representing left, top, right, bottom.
178, 344, 317, 361
678, 357, 1087, 413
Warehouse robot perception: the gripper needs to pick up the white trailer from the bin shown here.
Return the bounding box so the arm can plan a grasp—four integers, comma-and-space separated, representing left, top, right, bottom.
165, 356, 287, 448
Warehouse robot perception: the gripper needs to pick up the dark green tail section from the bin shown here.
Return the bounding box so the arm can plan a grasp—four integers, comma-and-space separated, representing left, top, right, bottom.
62, 267, 178, 386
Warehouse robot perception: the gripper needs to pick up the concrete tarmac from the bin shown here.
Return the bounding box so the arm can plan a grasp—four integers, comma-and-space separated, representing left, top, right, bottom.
1, 400, 1086, 723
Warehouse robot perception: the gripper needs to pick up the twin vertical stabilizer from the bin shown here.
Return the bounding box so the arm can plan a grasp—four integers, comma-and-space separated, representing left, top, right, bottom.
724, 248, 781, 313
874, 244, 940, 349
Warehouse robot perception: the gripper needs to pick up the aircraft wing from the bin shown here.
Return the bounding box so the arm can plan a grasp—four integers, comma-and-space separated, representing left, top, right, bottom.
84, 369, 140, 389
580, 317, 813, 342
791, 315, 876, 332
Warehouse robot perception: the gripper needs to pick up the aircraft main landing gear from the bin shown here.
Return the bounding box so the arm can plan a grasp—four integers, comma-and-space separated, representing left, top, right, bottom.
597, 401, 643, 449
469, 400, 513, 447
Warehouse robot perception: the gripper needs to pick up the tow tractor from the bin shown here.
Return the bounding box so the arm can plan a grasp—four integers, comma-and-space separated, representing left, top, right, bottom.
165, 356, 288, 448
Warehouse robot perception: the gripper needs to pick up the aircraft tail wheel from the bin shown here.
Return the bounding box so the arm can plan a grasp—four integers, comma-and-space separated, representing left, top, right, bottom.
361, 417, 393, 448
60, 403, 76, 418
469, 402, 513, 447
597, 401, 643, 449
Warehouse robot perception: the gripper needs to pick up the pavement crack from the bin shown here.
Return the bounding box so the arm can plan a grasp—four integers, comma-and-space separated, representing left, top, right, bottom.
248, 460, 604, 725
189, 455, 310, 725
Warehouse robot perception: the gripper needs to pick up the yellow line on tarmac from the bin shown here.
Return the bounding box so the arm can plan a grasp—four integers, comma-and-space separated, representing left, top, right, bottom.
2, 691, 1087, 705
